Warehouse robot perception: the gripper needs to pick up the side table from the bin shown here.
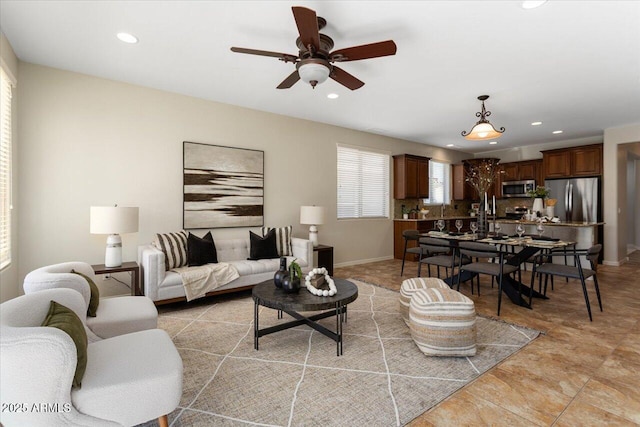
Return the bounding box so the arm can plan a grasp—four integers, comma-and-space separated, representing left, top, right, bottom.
91, 261, 141, 296
314, 244, 334, 276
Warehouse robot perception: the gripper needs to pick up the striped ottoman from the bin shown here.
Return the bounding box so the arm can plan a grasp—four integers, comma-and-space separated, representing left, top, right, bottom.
399, 277, 450, 326
409, 287, 477, 357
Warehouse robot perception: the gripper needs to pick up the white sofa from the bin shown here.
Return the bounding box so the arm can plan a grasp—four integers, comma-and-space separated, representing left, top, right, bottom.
138, 237, 313, 304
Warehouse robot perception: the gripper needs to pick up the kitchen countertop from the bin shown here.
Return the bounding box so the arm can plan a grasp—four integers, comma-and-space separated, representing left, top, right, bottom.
494, 219, 604, 227
394, 217, 603, 227
394, 216, 475, 221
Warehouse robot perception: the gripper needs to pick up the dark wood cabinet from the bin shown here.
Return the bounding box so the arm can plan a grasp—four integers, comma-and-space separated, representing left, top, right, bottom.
502, 163, 519, 182
572, 145, 602, 176
394, 220, 432, 260
452, 163, 473, 201
542, 144, 602, 179
393, 154, 430, 199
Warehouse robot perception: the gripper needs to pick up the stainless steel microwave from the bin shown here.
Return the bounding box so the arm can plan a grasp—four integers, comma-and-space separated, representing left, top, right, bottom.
501, 180, 536, 198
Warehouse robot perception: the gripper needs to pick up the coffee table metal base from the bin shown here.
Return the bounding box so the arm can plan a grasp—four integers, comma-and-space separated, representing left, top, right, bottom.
254, 304, 348, 356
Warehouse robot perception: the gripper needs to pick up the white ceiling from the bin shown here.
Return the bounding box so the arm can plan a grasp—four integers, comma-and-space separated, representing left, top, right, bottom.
1, 1, 639, 153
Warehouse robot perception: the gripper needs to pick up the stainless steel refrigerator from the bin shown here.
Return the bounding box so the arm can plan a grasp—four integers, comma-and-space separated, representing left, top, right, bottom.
545, 177, 601, 223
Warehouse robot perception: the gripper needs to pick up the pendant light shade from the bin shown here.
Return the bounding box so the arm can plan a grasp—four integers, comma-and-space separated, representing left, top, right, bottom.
461, 95, 505, 141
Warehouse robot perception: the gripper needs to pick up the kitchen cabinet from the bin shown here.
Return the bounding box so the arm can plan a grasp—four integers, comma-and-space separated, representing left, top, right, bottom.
393, 220, 432, 260
393, 154, 430, 199
452, 163, 473, 201
542, 144, 602, 178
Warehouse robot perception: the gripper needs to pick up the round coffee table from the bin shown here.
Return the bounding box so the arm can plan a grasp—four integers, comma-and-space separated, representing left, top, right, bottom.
252, 278, 358, 356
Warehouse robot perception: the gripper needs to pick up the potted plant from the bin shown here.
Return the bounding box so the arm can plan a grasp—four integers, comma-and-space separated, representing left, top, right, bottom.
281, 259, 303, 293
526, 186, 550, 215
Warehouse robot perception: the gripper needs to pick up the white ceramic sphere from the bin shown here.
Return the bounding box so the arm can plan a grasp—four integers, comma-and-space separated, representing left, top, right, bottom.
329, 290, 336, 296
321, 290, 328, 297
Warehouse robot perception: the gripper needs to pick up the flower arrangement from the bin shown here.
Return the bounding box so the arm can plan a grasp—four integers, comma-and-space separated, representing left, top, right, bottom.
526, 186, 551, 199
464, 159, 503, 198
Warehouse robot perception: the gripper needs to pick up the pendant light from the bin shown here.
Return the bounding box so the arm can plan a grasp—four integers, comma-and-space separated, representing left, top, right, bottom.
461, 95, 505, 140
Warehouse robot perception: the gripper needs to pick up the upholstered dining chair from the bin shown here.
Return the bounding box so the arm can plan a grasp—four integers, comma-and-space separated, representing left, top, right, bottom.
530, 244, 603, 321
24, 261, 157, 340
456, 241, 520, 316
417, 237, 469, 280
0, 288, 182, 427
401, 230, 429, 276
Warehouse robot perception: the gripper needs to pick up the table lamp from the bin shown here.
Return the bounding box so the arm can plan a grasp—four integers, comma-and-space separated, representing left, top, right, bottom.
300, 205, 325, 247
90, 205, 139, 267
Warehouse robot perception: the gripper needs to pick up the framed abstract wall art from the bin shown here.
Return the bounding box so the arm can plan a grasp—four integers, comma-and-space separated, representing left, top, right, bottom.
183, 142, 264, 229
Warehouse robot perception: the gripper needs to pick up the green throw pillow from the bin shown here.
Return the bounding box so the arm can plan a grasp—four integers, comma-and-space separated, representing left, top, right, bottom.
41, 300, 88, 388
71, 270, 99, 317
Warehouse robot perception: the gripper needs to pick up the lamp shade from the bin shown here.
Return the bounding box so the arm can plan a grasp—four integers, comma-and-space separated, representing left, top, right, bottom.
297, 62, 330, 87
90, 206, 139, 234
463, 122, 504, 140
300, 206, 325, 225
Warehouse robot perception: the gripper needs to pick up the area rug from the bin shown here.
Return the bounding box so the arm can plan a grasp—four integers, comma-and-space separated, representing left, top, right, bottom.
152, 280, 540, 427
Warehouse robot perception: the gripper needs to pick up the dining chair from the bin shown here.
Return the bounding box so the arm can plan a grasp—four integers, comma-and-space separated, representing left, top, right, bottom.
530, 244, 603, 321
456, 241, 520, 316
401, 229, 429, 276
417, 237, 469, 282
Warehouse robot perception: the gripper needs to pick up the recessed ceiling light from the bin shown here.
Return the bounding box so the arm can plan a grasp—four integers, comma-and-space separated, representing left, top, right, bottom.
489, 141, 498, 145
327, 93, 339, 99
531, 121, 543, 126
552, 130, 563, 134
522, 1, 548, 9
446, 144, 454, 147
116, 32, 138, 44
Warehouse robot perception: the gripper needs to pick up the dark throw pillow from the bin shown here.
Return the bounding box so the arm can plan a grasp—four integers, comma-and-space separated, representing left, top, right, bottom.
41, 300, 88, 388
249, 229, 279, 260
187, 231, 218, 266
71, 270, 100, 317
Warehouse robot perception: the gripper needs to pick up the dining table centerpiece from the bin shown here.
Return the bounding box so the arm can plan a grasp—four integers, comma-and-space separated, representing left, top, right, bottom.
465, 158, 503, 235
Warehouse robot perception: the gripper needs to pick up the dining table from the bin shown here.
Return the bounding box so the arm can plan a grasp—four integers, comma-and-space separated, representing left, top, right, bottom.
420, 231, 576, 309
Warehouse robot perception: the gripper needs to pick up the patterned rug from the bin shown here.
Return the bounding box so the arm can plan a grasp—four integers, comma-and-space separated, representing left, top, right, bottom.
152, 280, 540, 426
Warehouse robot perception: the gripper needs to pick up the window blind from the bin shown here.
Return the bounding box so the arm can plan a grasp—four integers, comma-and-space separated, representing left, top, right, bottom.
0, 66, 13, 269
337, 144, 390, 219
424, 160, 450, 205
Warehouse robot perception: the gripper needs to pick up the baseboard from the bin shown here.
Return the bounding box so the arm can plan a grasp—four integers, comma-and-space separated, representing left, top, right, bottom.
335, 255, 394, 268
627, 245, 639, 255
603, 259, 627, 267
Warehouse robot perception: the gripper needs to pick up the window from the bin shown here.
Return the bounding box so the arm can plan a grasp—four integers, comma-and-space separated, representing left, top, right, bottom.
423, 160, 451, 205
337, 144, 390, 219
0, 66, 13, 269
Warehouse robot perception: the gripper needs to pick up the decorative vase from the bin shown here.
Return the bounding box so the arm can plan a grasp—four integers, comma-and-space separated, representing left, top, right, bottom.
273, 257, 287, 288
281, 274, 300, 293
546, 206, 555, 217
532, 198, 544, 215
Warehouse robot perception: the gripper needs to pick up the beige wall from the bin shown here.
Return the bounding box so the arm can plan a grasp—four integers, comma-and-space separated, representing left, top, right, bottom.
0, 32, 19, 302
13, 62, 469, 298
603, 124, 640, 265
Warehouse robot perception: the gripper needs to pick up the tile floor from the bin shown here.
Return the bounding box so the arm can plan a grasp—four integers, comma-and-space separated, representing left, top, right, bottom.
334, 251, 640, 426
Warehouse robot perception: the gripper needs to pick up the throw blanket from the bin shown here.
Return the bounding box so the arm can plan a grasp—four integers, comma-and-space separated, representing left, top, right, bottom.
172, 263, 240, 302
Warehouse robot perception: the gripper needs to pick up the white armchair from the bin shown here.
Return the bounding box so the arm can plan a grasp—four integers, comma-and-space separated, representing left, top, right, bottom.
24, 262, 157, 340
0, 288, 182, 427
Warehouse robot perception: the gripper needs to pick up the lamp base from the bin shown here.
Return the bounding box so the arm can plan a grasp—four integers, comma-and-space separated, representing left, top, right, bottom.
308, 225, 319, 247
105, 234, 123, 268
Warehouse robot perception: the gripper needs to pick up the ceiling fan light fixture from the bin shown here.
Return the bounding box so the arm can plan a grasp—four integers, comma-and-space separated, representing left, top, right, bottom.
297, 62, 330, 88
461, 95, 506, 141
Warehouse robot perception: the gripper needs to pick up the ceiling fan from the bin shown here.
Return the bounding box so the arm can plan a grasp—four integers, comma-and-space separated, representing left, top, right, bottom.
230, 6, 397, 90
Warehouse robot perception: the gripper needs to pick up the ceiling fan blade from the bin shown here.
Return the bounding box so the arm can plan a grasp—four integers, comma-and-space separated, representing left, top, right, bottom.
330, 40, 397, 62
277, 70, 300, 89
292, 6, 320, 52
231, 47, 298, 62
330, 66, 364, 90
